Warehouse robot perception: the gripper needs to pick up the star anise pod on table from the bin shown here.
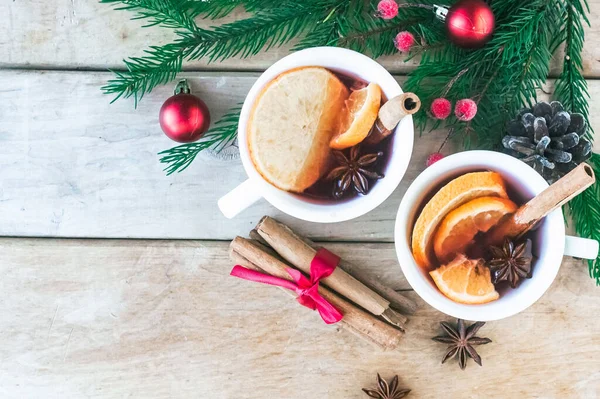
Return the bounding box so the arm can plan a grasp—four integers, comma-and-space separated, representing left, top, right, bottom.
489, 238, 533, 288
326, 145, 384, 199
432, 319, 492, 370
362, 374, 410, 399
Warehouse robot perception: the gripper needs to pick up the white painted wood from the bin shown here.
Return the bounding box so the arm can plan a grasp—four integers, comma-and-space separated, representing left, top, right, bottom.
2, 0, 600, 76
1, 70, 598, 241
0, 70, 450, 241
0, 238, 598, 398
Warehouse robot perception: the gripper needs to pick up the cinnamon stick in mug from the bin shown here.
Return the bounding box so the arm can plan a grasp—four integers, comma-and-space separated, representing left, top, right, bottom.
363, 92, 421, 145
256, 217, 413, 324
230, 237, 403, 350
486, 162, 595, 246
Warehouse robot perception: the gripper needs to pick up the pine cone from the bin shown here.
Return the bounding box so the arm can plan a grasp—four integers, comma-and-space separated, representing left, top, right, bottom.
502, 101, 591, 183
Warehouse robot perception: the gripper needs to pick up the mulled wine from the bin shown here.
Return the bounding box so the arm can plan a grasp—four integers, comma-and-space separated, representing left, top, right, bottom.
247, 66, 418, 204
410, 170, 536, 305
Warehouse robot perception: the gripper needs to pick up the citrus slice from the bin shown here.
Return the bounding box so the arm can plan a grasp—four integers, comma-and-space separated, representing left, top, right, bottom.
411, 171, 508, 270
330, 83, 381, 150
430, 255, 500, 304
433, 196, 518, 263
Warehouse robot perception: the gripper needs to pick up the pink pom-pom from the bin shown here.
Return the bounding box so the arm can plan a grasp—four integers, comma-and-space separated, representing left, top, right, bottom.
430, 98, 452, 120
426, 152, 444, 167
377, 0, 399, 19
394, 31, 415, 53
455, 99, 478, 121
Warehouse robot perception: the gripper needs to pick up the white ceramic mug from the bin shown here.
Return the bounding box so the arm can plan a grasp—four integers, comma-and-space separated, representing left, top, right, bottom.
218, 47, 414, 223
395, 150, 599, 321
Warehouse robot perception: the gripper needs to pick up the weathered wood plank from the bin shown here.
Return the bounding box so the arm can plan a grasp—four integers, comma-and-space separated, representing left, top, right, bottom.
2, 0, 600, 76
1, 70, 599, 241
0, 70, 445, 241
0, 238, 598, 398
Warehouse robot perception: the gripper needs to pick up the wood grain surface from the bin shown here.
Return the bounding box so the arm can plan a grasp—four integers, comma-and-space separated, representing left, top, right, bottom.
0, 70, 447, 241
0, 238, 598, 398
1, 0, 599, 76
1, 70, 599, 240
3, 2, 600, 398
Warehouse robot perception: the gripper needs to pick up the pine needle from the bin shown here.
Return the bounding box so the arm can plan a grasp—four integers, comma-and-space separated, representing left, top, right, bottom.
158, 106, 241, 175
554, 0, 599, 284
104, 0, 599, 284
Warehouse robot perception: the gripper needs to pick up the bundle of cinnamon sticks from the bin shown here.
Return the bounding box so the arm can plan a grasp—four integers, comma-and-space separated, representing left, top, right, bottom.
229, 216, 417, 351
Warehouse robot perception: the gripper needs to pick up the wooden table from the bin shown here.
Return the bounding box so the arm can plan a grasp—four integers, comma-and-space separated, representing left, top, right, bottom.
1, 2, 600, 398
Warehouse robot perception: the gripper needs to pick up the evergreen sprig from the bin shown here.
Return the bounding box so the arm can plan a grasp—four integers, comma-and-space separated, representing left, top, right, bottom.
102, 0, 341, 104
105, 0, 599, 283
100, 0, 199, 31
553, 0, 599, 283
158, 106, 242, 175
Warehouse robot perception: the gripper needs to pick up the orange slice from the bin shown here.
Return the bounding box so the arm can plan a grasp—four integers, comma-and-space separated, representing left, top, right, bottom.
433, 196, 517, 263
411, 171, 508, 270
430, 255, 499, 304
330, 83, 381, 150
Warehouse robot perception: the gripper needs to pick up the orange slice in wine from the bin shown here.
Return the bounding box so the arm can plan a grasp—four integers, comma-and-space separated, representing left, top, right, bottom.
411, 171, 508, 270
330, 83, 381, 150
433, 196, 517, 263
430, 255, 500, 304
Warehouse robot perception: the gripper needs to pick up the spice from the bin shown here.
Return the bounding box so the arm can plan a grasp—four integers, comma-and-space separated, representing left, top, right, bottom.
362, 373, 410, 399
489, 238, 533, 288
326, 145, 384, 198
432, 319, 492, 370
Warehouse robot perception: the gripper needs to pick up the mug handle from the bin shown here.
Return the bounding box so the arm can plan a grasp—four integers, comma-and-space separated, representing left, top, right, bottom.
564, 235, 599, 260
218, 179, 263, 219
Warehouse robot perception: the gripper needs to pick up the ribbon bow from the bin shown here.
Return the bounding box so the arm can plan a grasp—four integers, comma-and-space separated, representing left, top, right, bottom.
230, 248, 343, 324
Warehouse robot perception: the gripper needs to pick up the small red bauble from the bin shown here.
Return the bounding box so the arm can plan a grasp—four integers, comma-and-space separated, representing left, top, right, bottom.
455, 98, 478, 121
377, 0, 399, 19
426, 152, 445, 167
159, 79, 211, 143
430, 98, 452, 120
446, 0, 495, 49
394, 31, 415, 53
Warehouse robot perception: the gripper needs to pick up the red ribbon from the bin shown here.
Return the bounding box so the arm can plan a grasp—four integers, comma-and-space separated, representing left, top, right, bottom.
230, 248, 343, 324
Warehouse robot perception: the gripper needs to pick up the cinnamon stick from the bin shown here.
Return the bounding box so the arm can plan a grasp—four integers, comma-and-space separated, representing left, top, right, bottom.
230, 249, 396, 350
256, 217, 414, 323
230, 237, 403, 350
364, 92, 421, 145
486, 162, 595, 246
253, 227, 417, 315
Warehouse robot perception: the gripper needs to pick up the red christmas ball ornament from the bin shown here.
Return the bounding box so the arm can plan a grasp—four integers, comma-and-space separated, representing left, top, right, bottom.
444, 0, 495, 49
430, 98, 452, 120
159, 79, 211, 143
426, 152, 445, 167
455, 98, 478, 121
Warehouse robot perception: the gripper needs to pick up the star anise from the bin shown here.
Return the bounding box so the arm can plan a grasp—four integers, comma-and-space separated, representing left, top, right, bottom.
432, 319, 492, 370
362, 374, 410, 399
326, 145, 384, 199
488, 238, 533, 288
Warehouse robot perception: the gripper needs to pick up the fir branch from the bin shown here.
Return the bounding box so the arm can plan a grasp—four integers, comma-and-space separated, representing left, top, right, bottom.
100, 0, 199, 31
569, 154, 600, 284
187, 0, 287, 19
183, 6, 323, 63
102, 37, 198, 105
187, 0, 245, 19
554, 0, 598, 283
158, 106, 242, 175
554, 0, 591, 134
105, 1, 336, 103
